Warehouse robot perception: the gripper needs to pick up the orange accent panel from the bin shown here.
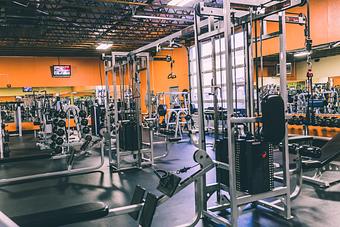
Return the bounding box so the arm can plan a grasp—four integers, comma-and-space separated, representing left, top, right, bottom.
139, 47, 189, 113
0, 57, 104, 88
288, 125, 340, 137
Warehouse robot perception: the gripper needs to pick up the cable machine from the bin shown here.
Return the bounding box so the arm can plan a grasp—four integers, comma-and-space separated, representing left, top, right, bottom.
179, 0, 305, 226
102, 52, 155, 171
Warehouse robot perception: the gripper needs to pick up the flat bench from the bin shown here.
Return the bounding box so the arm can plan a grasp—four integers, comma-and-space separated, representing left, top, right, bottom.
12, 202, 109, 227
7, 185, 158, 227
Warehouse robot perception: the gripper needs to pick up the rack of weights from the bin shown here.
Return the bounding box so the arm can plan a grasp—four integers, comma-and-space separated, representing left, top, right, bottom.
78, 110, 92, 151
289, 115, 340, 128
51, 110, 67, 154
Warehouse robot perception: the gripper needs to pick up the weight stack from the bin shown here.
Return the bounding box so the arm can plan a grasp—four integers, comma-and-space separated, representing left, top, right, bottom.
216, 138, 274, 194
119, 121, 142, 151
242, 140, 274, 194
215, 138, 228, 186
235, 139, 247, 192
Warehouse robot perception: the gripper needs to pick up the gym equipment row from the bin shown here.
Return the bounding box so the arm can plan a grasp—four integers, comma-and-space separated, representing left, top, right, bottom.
289, 114, 340, 127
0, 96, 105, 185
261, 83, 340, 115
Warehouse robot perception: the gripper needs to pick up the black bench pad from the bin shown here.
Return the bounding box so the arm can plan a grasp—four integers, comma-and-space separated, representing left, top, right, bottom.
0, 152, 52, 164
12, 202, 109, 227
302, 133, 340, 170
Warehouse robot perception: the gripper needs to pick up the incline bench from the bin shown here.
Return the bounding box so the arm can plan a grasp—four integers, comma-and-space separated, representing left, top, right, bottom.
289, 133, 340, 188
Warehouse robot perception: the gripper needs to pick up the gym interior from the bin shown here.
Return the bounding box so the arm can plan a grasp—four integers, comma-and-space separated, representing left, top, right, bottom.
0, 0, 340, 226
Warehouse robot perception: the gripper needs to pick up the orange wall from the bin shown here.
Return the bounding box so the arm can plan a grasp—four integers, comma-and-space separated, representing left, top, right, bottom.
0, 56, 103, 87
139, 47, 189, 112
0, 48, 189, 114
262, 0, 340, 56
150, 47, 189, 93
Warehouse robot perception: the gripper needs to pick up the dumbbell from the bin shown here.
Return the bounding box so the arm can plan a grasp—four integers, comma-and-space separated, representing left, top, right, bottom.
50, 142, 56, 149
336, 118, 340, 128
52, 118, 59, 126
314, 116, 321, 126
53, 111, 59, 118
59, 111, 67, 119
58, 120, 66, 127
299, 145, 321, 158
330, 117, 338, 127
291, 116, 299, 125
288, 117, 294, 125
79, 110, 87, 118
56, 128, 65, 136
51, 134, 57, 141
319, 117, 327, 127
54, 146, 63, 154
298, 116, 304, 125
80, 118, 88, 126
82, 127, 90, 134
55, 137, 64, 145
323, 117, 332, 127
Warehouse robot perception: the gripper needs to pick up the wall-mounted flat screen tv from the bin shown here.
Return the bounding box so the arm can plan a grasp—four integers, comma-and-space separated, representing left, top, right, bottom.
52, 65, 71, 77
23, 87, 33, 92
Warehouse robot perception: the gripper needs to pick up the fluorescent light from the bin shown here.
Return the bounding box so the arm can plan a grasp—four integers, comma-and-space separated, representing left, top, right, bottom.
332, 41, 340, 48
133, 14, 193, 22
294, 51, 310, 58
96, 43, 112, 50
168, 0, 194, 7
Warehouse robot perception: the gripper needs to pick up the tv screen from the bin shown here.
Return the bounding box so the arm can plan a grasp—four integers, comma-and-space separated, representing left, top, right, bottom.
52, 65, 71, 77
276, 63, 292, 76
23, 87, 33, 92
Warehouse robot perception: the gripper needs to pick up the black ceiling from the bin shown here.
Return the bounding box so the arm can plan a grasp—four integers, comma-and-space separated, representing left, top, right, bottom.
0, 0, 195, 56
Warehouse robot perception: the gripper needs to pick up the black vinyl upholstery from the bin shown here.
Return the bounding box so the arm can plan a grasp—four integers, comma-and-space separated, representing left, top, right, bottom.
12, 202, 109, 227
302, 133, 340, 169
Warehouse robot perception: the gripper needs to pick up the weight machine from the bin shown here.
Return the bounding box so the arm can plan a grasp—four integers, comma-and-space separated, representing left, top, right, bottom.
155, 91, 192, 140
176, 1, 305, 226
102, 52, 155, 171
0, 102, 23, 137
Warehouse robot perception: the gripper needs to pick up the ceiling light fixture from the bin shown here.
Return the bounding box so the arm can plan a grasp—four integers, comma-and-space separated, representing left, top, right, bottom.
167, 0, 195, 7
332, 41, 340, 48
294, 51, 311, 58
96, 43, 112, 50
132, 14, 193, 22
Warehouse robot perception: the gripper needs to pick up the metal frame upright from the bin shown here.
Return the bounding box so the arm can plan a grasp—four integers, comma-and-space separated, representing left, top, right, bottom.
190, 0, 305, 225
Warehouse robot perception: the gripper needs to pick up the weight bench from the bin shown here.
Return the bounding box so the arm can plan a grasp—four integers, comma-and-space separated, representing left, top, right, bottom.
12, 202, 109, 227
289, 134, 340, 187
301, 133, 340, 188
0, 151, 52, 164
7, 185, 158, 227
